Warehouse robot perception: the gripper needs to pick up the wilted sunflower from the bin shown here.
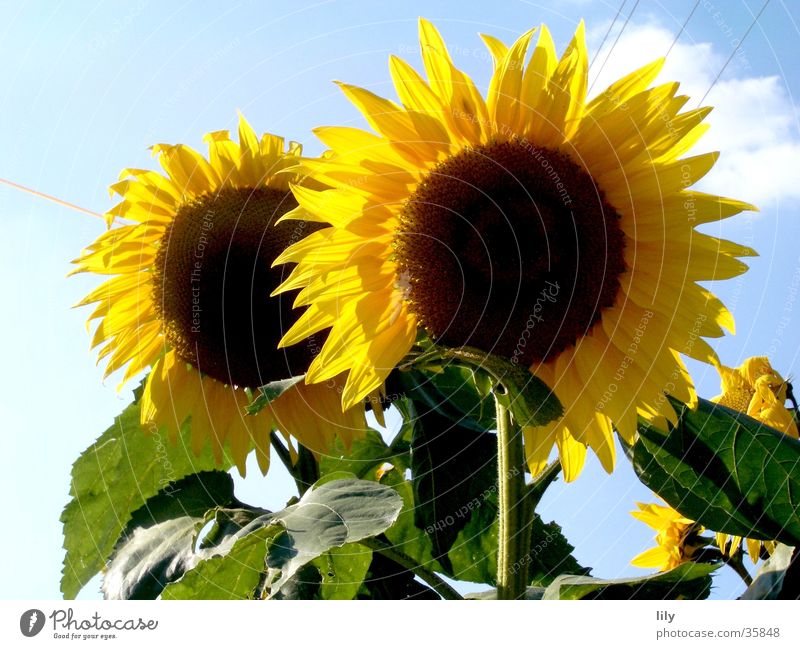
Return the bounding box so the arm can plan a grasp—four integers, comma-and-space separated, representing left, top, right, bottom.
72, 115, 365, 475
711, 356, 796, 562
631, 501, 707, 571
273, 20, 755, 480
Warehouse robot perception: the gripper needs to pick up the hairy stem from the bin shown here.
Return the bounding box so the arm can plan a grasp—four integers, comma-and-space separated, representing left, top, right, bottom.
496, 394, 528, 599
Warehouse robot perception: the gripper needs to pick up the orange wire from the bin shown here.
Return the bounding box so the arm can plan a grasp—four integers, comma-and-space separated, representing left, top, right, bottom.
0, 177, 103, 218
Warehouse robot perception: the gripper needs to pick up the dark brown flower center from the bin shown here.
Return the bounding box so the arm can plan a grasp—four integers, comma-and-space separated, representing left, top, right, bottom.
395, 139, 626, 367
153, 186, 322, 387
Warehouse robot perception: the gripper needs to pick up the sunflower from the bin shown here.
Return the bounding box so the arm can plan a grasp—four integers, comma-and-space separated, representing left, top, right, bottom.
711, 356, 798, 438
272, 19, 756, 481
72, 114, 366, 475
711, 356, 796, 562
631, 501, 707, 571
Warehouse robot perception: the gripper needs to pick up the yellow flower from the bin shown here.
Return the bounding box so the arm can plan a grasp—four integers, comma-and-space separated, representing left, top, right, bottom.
711, 356, 798, 438
72, 114, 365, 475
711, 356, 797, 562
273, 19, 756, 481
631, 502, 706, 571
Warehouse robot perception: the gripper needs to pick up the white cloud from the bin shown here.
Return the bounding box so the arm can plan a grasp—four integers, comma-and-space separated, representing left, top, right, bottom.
585, 21, 800, 207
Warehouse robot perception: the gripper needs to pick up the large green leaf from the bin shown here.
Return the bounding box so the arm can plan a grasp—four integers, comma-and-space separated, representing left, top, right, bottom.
163, 478, 402, 599
60, 394, 234, 599
543, 563, 718, 600
264, 479, 403, 594
102, 472, 236, 599
408, 399, 497, 572
630, 398, 800, 546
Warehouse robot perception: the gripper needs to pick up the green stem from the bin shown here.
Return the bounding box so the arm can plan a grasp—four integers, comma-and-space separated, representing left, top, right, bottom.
295, 444, 320, 495
269, 432, 306, 496
269, 432, 294, 473
495, 393, 528, 600
269, 433, 320, 496
360, 537, 463, 600
723, 550, 753, 587
698, 546, 753, 587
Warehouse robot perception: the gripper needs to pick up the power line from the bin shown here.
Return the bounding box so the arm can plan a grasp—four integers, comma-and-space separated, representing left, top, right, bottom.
588, 0, 642, 95
0, 177, 102, 219
697, 0, 770, 106
665, 0, 702, 60
590, 0, 628, 65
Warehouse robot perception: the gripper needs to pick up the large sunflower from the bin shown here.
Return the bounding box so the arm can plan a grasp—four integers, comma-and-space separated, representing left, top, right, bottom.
273, 20, 756, 481
72, 114, 366, 475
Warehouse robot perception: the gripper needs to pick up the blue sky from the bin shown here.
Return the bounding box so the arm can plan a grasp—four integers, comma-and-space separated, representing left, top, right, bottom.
1, 0, 799, 600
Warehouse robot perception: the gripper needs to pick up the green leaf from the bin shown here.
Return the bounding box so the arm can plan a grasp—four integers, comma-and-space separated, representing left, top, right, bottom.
263, 479, 403, 594
527, 518, 590, 586
543, 563, 718, 600
321, 430, 442, 595
161, 526, 279, 600
61, 394, 234, 599
271, 564, 322, 600
740, 544, 796, 600
378, 468, 438, 568
121, 471, 236, 534
103, 518, 201, 600
319, 429, 407, 480
162, 478, 402, 599
398, 366, 496, 432
197, 506, 270, 551
447, 492, 498, 585
401, 347, 563, 430
630, 398, 800, 546
101, 472, 236, 600
313, 544, 373, 600
408, 399, 497, 572
246, 376, 304, 415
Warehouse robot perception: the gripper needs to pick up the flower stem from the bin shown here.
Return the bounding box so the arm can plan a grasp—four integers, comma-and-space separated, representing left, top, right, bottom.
698, 546, 753, 587
723, 550, 753, 587
269, 433, 312, 496
495, 393, 528, 600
